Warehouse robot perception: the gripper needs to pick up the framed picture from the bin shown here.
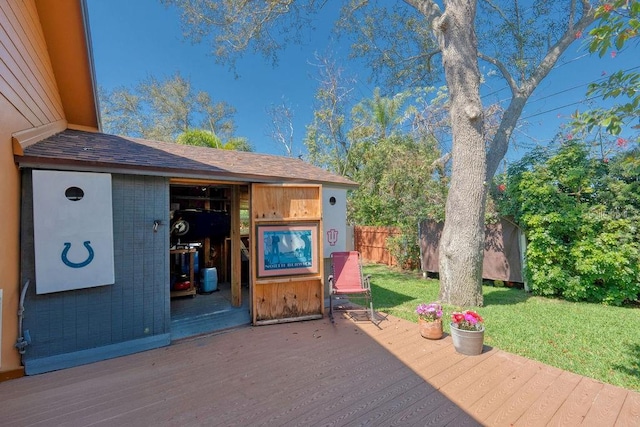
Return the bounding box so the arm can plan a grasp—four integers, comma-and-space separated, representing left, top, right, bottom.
257, 224, 319, 277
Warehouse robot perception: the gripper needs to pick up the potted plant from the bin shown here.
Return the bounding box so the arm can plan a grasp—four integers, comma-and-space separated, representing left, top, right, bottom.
450, 310, 485, 355
415, 302, 443, 339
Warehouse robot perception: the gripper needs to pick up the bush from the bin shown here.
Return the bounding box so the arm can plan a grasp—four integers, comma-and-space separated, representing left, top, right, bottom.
500, 142, 640, 305
387, 233, 421, 270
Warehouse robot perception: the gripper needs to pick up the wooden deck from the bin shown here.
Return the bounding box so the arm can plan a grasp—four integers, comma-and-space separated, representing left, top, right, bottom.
1, 312, 638, 426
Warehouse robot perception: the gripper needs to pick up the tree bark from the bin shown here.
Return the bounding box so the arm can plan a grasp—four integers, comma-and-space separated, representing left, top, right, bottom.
436, 0, 485, 306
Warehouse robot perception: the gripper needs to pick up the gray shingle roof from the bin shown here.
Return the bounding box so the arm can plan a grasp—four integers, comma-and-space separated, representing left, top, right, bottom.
16, 129, 357, 187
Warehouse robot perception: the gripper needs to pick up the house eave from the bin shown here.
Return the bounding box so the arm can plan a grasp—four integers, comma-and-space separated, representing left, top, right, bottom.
15, 156, 359, 189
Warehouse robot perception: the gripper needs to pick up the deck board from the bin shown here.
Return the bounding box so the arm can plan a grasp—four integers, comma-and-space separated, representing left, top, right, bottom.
617, 391, 640, 427
547, 376, 605, 425
514, 370, 583, 426
582, 383, 630, 426
0, 312, 638, 426
470, 358, 541, 422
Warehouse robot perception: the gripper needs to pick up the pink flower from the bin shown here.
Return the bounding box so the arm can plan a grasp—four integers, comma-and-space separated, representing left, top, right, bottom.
416, 302, 443, 322
611, 51, 617, 58
464, 313, 478, 324
616, 137, 628, 147
575, 30, 582, 39
451, 310, 484, 331
566, 133, 573, 140
497, 184, 506, 192
603, 3, 613, 12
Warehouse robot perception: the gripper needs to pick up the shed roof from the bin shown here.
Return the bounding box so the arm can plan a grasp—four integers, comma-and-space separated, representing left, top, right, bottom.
15, 129, 357, 188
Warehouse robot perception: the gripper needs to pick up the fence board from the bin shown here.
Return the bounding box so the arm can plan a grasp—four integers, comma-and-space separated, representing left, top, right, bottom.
354, 226, 400, 266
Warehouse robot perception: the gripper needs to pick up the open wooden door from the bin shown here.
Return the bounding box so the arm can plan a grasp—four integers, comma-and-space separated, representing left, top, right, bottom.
250, 184, 324, 325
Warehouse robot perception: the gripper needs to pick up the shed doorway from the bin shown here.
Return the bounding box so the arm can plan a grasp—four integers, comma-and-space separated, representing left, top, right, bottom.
169, 181, 250, 339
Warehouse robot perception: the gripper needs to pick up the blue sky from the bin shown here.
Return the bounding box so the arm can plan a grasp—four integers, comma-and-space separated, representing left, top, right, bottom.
86, 0, 637, 161
87, 0, 353, 156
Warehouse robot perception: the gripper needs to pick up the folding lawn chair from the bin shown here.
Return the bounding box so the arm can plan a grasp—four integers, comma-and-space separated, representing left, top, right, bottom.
328, 251, 382, 325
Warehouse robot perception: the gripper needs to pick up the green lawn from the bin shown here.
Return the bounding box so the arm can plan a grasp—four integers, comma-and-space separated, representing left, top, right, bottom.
364, 263, 640, 392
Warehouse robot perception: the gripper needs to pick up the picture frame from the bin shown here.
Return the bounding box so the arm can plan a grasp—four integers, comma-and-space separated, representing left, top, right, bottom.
257, 224, 319, 277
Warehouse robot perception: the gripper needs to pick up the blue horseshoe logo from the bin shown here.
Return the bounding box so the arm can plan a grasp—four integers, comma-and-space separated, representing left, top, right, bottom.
61, 241, 95, 268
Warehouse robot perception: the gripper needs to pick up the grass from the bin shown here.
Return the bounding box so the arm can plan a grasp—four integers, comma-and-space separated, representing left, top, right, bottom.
364, 263, 640, 392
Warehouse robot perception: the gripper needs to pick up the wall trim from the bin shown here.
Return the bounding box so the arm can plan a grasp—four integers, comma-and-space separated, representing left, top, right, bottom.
67, 123, 99, 132
0, 368, 25, 383
23, 334, 171, 375
12, 120, 68, 155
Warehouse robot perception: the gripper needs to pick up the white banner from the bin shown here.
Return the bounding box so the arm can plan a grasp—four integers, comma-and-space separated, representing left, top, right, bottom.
322, 187, 347, 258
33, 171, 115, 294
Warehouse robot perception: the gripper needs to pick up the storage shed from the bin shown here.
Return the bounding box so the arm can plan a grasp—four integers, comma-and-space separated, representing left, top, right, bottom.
0, 0, 356, 379
15, 130, 356, 374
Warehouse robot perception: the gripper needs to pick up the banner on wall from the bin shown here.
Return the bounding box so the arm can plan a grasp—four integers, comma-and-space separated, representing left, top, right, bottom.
33, 170, 115, 294
322, 187, 347, 258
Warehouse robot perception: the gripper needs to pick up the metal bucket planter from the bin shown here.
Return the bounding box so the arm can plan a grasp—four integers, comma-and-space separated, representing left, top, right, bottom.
450, 324, 485, 355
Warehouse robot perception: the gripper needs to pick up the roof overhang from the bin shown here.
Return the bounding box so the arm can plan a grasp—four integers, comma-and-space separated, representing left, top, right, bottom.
15, 130, 359, 190
15, 156, 355, 187
35, 0, 100, 130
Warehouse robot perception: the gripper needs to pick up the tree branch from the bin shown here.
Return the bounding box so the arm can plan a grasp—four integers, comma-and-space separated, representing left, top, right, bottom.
524, 1, 594, 95
485, 0, 597, 180
431, 152, 452, 168
478, 53, 518, 94
402, 0, 442, 27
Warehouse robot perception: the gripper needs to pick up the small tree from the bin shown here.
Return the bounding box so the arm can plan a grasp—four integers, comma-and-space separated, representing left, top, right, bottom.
266, 98, 298, 157
304, 54, 357, 177
177, 129, 253, 151
177, 129, 222, 148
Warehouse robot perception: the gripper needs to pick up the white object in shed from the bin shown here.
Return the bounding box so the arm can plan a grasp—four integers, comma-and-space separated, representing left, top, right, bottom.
32, 170, 115, 294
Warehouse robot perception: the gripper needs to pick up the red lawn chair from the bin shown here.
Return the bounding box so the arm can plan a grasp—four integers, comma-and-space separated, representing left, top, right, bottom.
328, 251, 381, 325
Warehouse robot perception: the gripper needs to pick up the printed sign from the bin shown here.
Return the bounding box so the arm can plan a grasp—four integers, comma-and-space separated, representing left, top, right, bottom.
257, 224, 319, 277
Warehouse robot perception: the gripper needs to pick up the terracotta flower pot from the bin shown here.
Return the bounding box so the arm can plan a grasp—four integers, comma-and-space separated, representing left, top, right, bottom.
450, 323, 485, 355
418, 318, 443, 339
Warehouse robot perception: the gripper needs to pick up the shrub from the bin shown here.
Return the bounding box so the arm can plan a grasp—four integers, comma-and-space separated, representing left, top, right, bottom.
501, 143, 640, 305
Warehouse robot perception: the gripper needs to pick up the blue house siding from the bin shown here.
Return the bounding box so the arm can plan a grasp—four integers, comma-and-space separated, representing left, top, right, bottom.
20, 171, 171, 374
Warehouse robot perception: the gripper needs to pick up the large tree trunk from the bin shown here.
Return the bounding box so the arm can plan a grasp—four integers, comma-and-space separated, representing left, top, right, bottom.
437, 0, 486, 306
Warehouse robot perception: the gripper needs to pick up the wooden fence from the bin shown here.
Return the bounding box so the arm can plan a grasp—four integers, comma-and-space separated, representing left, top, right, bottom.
353, 226, 401, 266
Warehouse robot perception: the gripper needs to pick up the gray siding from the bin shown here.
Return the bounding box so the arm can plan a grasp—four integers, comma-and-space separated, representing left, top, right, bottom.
20, 171, 170, 373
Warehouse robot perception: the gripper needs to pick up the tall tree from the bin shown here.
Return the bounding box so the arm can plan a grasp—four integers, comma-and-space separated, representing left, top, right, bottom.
310, 85, 448, 265
163, 0, 598, 306
347, 89, 447, 266
99, 72, 238, 143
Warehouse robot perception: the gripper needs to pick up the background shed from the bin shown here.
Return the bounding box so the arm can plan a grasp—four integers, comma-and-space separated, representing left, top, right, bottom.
419, 218, 525, 284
